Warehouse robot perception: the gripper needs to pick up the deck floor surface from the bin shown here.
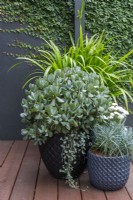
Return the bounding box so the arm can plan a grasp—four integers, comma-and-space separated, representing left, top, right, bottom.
0, 141, 133, 200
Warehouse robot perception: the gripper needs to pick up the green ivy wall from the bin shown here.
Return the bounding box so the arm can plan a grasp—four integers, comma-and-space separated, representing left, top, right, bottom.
0, 0, 74, 54
1, 0, 133, 58
85, 0, 133, 58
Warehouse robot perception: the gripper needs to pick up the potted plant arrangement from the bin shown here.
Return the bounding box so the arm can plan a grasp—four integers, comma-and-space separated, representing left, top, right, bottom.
10, 20, 132, 187
18, 27, 133, 108
87, 103, 133, 191
20, 66, 113, 187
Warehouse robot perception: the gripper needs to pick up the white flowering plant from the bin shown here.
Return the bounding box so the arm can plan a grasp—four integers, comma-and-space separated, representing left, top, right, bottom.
91, 103, 133, 158
101, 103, 129, 123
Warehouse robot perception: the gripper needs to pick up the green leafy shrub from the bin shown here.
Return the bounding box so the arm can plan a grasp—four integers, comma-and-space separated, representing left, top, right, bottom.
21, 66, 112, 187
21, 66, 112, 143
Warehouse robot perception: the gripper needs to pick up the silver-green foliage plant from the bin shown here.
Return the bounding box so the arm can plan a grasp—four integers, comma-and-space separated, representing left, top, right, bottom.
21, 67, 112, 143
92, 111, 133, 158
21, 67, 112, 187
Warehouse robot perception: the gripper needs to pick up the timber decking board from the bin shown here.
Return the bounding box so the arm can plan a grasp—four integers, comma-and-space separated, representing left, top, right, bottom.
105, 188, 131, 200
125, 163, 133, 199
0, 141, 14, 167
34, 161, 57, 200
80, 172, 107, 200
10, 142, 40, 200
0, 141, 28, 200
0, 141, 133, 200
58, 179, 81, 200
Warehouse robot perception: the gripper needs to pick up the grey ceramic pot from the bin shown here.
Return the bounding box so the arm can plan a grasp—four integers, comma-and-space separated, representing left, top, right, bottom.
87, 151, 130, 191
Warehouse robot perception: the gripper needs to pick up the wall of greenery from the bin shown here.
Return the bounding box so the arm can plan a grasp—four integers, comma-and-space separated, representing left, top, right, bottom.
85, 0, 133, 59
0, 0, 133, 59
0, 0, 74, 55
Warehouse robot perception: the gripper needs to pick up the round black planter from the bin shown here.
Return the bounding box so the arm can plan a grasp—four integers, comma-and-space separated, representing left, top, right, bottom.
39, 134, 89, 179
87, 151, 130, 191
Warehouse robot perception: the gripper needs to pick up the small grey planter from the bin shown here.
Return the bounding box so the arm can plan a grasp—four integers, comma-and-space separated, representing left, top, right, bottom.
87, 151, 130, 191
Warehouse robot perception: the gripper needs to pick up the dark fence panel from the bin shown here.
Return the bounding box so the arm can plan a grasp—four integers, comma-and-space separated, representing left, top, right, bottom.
0, 22, 43, 139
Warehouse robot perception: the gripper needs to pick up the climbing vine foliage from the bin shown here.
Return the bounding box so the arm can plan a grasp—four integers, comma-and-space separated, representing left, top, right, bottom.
0, 0, 133, 60
85, 0, 133, 59
0, 0, 74, 53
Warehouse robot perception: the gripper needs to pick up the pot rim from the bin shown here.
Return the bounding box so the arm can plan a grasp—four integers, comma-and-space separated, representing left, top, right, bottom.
88, 150, 130, 159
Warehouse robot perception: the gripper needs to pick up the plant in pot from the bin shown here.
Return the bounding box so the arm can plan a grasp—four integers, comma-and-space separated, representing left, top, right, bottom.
87, 103, 133, 191
21, 66, 113, 187
17, 27, 133, 108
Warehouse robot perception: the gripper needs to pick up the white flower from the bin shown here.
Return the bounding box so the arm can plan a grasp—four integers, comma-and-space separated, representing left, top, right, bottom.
124, 110, 129, 115
103, 116, 107, 119
109, 116, 114, 119
110, 113, 114, 117
114, 111, 121, 115
116, 106, 125, 112
109, 104, 129, 116
114, 106, 128, 115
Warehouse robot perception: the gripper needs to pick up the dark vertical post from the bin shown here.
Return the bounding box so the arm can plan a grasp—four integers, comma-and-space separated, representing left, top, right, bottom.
74, 0, 85, 43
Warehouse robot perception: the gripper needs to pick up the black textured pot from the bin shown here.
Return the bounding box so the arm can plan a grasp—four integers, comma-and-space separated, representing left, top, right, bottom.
39, 134, 89, 179
87, 151, 130, 191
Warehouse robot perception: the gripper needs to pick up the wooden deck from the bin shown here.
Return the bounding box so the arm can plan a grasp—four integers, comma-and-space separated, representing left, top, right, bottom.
0, 141, 133, 200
